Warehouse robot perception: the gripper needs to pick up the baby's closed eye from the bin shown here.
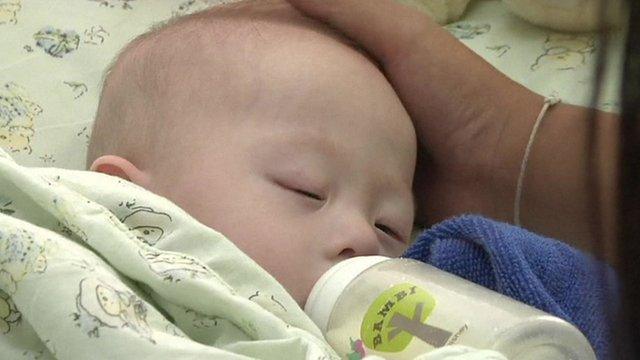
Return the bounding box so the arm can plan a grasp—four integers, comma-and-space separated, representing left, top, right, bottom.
273, 178, 325, 202
288, 187, 324, 201
375, 223, 403, 243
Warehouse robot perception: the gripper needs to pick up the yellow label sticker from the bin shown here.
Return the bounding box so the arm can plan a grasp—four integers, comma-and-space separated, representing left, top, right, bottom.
360, 283, 452, 353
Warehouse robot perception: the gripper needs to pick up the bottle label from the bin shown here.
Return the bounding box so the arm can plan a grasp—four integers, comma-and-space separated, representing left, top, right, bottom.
360, 283, 453, 353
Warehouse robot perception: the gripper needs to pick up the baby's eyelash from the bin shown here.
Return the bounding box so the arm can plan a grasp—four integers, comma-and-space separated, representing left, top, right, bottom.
376, 223, 403, 242
274, 179, 325, 201
293, 188, 324, 201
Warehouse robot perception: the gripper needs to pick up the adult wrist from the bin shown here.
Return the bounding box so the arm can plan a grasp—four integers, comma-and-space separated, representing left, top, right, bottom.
478, 81, 546, 224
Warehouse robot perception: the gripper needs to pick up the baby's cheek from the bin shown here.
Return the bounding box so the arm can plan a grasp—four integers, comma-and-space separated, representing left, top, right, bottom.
248, 215, 316, 302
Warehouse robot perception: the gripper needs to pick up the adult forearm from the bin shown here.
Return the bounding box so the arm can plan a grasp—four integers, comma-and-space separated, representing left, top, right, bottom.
403, 24, 620, 254
492, 86, 620, 256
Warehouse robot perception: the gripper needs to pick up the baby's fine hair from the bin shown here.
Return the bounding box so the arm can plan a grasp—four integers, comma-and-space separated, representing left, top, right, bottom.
86, 0, 355, 174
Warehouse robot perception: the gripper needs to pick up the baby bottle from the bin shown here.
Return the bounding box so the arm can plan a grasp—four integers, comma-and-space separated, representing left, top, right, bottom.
304, 256, 596, 360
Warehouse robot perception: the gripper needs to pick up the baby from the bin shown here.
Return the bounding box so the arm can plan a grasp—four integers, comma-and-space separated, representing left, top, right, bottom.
86, 0, 417, 307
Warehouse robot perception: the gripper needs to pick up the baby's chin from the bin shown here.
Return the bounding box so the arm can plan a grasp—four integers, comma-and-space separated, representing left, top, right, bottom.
294, 286, 311, 310
297, 296, 307, 310
289, 279, 316, 310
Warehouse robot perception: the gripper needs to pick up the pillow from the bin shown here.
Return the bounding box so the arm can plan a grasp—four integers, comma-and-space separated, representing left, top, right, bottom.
446, 1, 623, 114
0, 0, 228, 170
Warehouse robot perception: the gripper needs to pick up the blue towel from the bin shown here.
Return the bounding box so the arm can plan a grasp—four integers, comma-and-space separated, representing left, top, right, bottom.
402, 215, 618, 359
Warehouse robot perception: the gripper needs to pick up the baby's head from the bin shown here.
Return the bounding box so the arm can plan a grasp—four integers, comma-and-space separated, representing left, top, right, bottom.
87, 0, 417, 306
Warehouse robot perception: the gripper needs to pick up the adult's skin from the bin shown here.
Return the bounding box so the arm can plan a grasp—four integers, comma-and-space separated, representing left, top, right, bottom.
286, 0, 620, 260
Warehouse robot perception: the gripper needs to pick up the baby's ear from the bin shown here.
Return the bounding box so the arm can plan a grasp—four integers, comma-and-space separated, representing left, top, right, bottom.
90, 155, 150, 187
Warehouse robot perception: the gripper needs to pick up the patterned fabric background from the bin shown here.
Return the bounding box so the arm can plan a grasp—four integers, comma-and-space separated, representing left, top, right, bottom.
0, 0, 625, 170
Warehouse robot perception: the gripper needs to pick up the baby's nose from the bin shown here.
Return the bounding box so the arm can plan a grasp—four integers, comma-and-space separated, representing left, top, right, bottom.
334, 218, 380, 259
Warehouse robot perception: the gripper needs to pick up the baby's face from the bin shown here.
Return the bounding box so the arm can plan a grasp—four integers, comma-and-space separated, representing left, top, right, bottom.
149, 19, 417, 307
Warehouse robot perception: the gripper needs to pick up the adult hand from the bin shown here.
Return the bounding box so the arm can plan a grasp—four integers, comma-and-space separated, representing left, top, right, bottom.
286, 1, 541, 222
286, 0, 620, 256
